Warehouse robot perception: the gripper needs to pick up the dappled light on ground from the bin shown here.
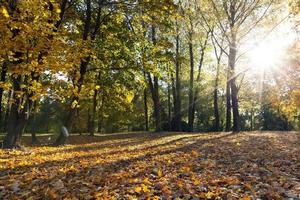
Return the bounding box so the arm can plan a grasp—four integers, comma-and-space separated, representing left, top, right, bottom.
0, 132, 299, 199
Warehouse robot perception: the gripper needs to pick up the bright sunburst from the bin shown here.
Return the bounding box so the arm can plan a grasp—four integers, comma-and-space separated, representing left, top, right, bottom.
247, 20, 296, 72
249, 40, 283, 71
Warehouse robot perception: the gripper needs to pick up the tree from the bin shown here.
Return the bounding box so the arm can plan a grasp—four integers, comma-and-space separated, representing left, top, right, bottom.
0, 0, 73, 148
200, 0, 276, 132
172, 19, 182, 131
211, 33, 225, 131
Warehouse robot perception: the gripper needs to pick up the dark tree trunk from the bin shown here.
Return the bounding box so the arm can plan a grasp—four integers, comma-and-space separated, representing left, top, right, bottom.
167, 83, 171, 131
65, 102, 77, 132
31, 101, 39, 144
213, 64, 220, 131
225, 75, 231, 131
151, 76, 161, 131
89, 89, 98, 136
3, 76, 29, 149
190, 32, 209, 132
87, 108, 92, 133
173, 22, 181, 131
171, 74, 176, 119
146, 26, 161, 132
144, 86, 149, 131
4, 90, 12, 132
148, 73, 161, 132
65, 56, 91, 131
231, 80, 240, 132
143, 71, 149, 131
229, 32, 240, 132
188, 39, 194, 132
211, 36, 223, 132
213, 88, 220, 131
0, 62, 7, 130
250, 109, 254, 131
98, 96, 104, 133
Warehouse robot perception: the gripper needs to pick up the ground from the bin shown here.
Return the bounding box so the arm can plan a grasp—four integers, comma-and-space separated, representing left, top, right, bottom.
0, 131, 299, 199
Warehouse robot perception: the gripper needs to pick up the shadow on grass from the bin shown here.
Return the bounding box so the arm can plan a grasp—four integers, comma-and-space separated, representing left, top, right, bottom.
0, 132, 236, 175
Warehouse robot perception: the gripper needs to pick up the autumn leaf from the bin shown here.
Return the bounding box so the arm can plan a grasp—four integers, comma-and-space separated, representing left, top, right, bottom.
193, 178, 200, 185
143, 178, 151, 185
191, 150, 199, 157
181, 166, 191, 173
95, 85, 100, 90
241, 194, 251, 200
177, 180, 184, 188
142, 184, 150, 193
134, 186, 142, 194
205, 191, 215, 199
1, 7, 9, 18
161, 185, 171, 195
151, 196, 160, 200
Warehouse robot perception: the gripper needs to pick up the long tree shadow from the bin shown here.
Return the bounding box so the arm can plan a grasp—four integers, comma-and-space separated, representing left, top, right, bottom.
0, 132, 236, 175
37, 132, 215, 157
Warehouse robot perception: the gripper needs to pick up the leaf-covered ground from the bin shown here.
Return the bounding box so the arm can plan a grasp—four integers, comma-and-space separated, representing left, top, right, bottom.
0, 131, 299, 199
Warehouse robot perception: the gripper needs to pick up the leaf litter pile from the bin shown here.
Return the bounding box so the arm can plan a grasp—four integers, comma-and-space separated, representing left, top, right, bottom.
0, 131, 300, 199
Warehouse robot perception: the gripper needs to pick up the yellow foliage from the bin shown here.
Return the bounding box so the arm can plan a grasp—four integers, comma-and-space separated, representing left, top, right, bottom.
1, 7, 9, 18
134, 186, 142, 194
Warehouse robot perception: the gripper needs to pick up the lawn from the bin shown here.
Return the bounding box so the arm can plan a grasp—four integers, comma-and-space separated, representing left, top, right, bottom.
0, 132, 299, 199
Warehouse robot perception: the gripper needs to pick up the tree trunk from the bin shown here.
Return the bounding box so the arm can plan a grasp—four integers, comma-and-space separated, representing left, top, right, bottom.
154, 76, 161, 132
188, 39, 194, 132
65, 55, 91, 131
0, 62, 7, 130
146, 26, 161, 132
213, 63, 220, 131
229, 32, 240, 132
190, 32, 209, 132
89, 89, 98, 136
171, 74, 176, 127
167, 83, 171, 131
98, 96, 104, 133
65, 102, 77, 132
143, 71, 149, 131
148, 73, 161, 132
231, 80, 240, 132
173, 22, 181, 131
4, 90, 12, 132
3, 76, 29, 149
250, 108, 254, 131
31, 101, 39, 144
225, 74, 231, 131
143, 86, 149, 131
87, 108, 92, 133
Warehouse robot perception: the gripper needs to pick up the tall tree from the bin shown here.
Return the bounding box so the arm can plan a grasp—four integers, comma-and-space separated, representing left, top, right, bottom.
203, 0, 276, 132
187, 12, 195, 132
1, 0, 72, 148
211, 34, 224, 131
173, 20, 182, 131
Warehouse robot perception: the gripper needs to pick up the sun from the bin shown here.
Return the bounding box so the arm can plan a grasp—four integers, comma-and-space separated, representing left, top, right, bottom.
249, 41, 283, 71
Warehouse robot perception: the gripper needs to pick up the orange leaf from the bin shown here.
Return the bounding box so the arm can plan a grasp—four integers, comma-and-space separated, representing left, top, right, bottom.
241, 195, 251, 200
135, 186, 142, 194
